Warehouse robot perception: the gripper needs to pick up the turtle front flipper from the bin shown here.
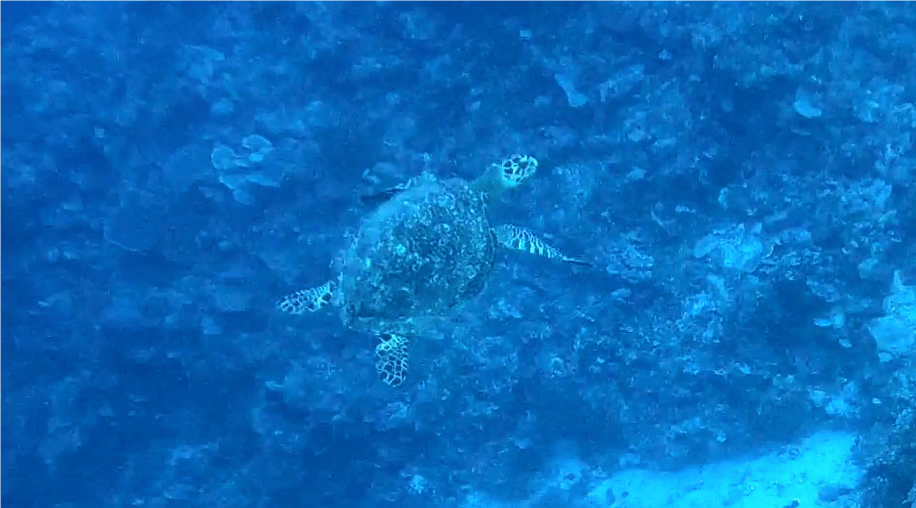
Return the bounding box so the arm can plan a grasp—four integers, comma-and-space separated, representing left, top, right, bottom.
494, 224, 591, 266
277, 281, 335, 314
375, 333, 410, 387
358, 182, 411, 207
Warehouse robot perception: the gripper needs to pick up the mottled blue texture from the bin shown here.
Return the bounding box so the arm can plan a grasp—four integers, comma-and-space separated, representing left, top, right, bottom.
3, 3, 916, 508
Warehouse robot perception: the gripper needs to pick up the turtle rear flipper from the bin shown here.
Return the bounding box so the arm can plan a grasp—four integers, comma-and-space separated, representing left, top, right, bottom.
494, 224, 591, 266
277, 281, 335, 314
375, 333, 409, 387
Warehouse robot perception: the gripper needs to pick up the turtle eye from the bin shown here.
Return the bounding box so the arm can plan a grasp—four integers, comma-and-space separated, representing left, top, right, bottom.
502, 161, 515, 178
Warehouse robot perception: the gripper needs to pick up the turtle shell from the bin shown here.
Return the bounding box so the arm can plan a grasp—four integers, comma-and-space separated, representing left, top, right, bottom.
333, 174, 497, 336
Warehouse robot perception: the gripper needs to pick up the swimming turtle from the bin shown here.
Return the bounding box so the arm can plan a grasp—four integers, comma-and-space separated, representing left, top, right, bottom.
277, 155, 588, 387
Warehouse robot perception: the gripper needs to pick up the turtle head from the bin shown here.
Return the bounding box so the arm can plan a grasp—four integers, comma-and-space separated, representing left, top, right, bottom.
471, 154, 538, 199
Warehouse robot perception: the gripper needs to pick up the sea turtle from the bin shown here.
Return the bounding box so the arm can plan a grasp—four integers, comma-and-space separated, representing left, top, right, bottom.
277, 155, 588, 387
